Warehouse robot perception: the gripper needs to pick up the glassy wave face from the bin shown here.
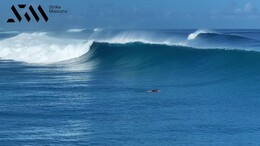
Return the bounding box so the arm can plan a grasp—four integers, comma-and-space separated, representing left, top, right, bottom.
1, 29, 260, 145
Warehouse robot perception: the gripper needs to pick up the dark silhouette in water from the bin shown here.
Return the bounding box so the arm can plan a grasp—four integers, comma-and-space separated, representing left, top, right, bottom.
147, 89, 160, 93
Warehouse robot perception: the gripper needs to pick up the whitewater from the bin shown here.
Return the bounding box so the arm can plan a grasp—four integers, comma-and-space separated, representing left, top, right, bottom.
1, 29, 260, 64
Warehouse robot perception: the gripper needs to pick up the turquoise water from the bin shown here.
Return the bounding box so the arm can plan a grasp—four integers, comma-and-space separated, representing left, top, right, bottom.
1, 29, 260, 145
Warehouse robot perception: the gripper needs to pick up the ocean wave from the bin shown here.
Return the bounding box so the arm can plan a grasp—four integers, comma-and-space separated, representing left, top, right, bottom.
0, 31, 20, 34
62, 41, 260, 73
93, 28, 103, 32
89, 29, 260, 50
186, 29, 260, 49
67, 28, 102, 33
95, 31, 180, 46
187, 29, 213, 40
1, 30, 260, 64
67, 28, 86, 33
0, 32, 91, 63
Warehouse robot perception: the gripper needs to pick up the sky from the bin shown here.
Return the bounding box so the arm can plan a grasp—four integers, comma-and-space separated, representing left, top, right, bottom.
0, 0, 260, 30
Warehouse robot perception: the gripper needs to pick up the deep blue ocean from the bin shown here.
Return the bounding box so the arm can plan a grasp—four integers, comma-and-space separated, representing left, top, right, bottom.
1, 29, 260, 145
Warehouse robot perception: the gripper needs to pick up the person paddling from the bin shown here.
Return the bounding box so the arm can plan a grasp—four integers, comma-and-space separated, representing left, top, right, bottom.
147, 89, 160, 93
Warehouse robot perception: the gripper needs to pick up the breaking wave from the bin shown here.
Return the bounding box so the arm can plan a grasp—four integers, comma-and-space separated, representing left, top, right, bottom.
188, 29, 213, 40
0, 32, 91, 63
67, 28, 86, 33
1, 30, 260, 64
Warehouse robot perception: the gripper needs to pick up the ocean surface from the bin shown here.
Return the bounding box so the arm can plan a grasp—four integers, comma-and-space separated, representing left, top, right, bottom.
1, 29, 260, 145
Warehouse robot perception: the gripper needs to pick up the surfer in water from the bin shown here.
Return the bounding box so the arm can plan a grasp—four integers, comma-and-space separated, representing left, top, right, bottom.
147, 89, 160, 93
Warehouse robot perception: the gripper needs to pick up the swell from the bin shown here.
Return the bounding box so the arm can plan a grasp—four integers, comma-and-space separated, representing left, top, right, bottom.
66, 42, 260, 77
187, 30, 260, 49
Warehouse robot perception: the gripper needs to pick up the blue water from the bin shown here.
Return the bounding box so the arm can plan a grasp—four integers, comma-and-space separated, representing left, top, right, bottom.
1, 29, 260, 145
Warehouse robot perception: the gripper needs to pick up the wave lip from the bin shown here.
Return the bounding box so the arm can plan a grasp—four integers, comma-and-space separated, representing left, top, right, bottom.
186, 29, 260, 50
0, 31, 20, 34
67, 28, 86, 33
93, 28, 102, 32
187, 29, 212, 40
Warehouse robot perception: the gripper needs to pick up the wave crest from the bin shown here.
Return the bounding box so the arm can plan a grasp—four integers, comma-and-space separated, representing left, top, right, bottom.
67, 28, 86, 33
187, 29, 212, 40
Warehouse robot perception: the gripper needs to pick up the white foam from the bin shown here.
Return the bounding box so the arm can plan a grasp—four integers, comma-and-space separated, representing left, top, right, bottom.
99, 32, 176, 46
0, 31, 20, 34
188, 29, 211, 40
93, 28, 102, 32
67, 28, 86, 33
0, 32, 92, 63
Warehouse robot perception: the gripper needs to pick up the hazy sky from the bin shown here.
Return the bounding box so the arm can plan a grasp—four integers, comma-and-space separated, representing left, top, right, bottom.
0, 0, 260, 30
